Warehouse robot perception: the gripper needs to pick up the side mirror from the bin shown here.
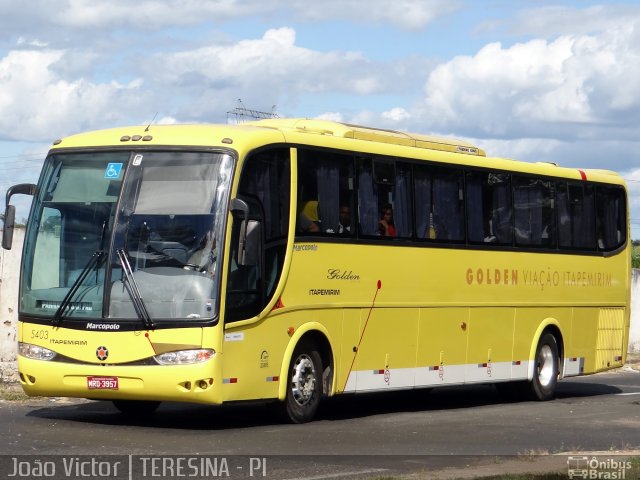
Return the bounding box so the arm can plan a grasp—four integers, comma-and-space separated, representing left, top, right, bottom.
2, 183, 37, 250
2, 205, 15, 250
230, 198, 262, 266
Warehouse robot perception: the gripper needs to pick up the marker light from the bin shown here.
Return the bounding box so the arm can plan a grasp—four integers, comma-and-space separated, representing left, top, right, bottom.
18, 343, 56, 361
153, 349, 215, 365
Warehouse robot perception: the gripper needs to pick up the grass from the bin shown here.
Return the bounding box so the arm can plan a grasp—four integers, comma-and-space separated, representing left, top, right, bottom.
0, 384, 28, 401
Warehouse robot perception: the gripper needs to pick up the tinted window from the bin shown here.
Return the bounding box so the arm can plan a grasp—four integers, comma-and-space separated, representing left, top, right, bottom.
239, 150, 290, 242
466, 171, 512, 244
297, 150, 354, 236
513, 176, 555, 247
356, 158, 413, 239
596, 185, 626, 251
414, 165, 464, 241
557, 182, 596, 250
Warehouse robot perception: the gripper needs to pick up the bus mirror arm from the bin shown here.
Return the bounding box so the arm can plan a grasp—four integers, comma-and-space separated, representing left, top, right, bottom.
2, 183, 36, 251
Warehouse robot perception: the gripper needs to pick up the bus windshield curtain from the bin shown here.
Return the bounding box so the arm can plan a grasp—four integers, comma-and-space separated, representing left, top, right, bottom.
317, 161, 340, 233
558, 184, 595, 248
466, 179, 484, 242
557, 186, 571, 246
598, 188, 622, 249
491, 175, 513, 243
434, 174, 463, 240
241, 159, 276, 238
514, 181, 544, 245
358, 163, 378, 235
576, 188, 595, 248
394, 165, 411, 237
414, 169, 432, 239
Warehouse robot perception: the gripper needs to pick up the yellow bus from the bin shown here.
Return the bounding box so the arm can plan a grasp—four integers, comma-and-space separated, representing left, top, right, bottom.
3, 119, 630, 423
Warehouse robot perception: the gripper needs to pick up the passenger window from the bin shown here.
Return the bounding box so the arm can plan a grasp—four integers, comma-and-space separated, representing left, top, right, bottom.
414, 165, 464, 241
557, 182, 596, 250
297, 149, 354, 236
596, 186, 626, 251
513, 176, 555, 247
466, 171, 513, 244
357, 157, 412, 238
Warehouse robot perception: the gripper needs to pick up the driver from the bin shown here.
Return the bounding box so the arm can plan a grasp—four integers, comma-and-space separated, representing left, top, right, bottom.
186, 232, 217, 274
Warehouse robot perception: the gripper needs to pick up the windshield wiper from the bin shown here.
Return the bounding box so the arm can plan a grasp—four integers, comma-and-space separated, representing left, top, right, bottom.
53, 250, 105, 326
116, 249, 155, 330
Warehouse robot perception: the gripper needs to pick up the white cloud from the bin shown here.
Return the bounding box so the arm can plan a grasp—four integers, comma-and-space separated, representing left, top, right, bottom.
0, 27, 424, 141
16, 37, 48, 48
145, 27, 419, 121
293, 0, 461, 30
0, 49, 146, 141
156, 27, 365, 92
415, 18, 640, 142
315, 112, 344, 122
0, 0, 459, 37
381, 107, 411, 123
509, 5, 640, 38
0, 0, 269, 34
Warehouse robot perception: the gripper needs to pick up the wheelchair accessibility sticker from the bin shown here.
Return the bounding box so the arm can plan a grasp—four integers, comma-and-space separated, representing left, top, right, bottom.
104, 163, 123, 179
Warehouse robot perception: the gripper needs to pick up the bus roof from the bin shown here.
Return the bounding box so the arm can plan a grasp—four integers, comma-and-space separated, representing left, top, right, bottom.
49, 119, 624, 187
246, 118, 486, 157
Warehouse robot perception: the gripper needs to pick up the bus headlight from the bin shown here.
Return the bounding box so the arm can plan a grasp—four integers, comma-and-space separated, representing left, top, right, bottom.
153, 349, 215, 365
18, 342, 57, 361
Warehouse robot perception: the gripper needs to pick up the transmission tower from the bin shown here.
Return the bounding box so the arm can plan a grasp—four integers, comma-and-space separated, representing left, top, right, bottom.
227, 99, 279, 124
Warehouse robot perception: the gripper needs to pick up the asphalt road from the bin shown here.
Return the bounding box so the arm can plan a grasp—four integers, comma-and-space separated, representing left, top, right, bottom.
1, 369, 639, 479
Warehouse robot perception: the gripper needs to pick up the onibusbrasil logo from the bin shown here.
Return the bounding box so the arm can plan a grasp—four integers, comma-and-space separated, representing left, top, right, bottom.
567, 456, 632, 479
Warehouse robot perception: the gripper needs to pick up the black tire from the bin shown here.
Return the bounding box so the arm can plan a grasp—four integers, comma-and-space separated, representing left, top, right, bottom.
528, 333, 559, 401
112, 400, 161, 416
284, 342, 323, 424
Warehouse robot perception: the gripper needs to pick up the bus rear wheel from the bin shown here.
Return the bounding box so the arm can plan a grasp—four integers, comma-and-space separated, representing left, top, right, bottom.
528, 333, 559, 401
113, 400, 161, 416
284, 342, 323, 423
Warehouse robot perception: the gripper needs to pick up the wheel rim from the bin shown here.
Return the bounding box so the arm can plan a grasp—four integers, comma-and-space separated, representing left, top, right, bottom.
537, 345, 555, 387
290, 354, 316, 406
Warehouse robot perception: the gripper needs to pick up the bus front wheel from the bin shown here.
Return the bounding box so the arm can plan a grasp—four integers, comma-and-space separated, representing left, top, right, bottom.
284, 342, 322, 423
528, 333, 559, 401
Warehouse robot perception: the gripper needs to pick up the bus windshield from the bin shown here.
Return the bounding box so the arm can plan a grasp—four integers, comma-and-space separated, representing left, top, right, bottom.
20, 150, 234, 324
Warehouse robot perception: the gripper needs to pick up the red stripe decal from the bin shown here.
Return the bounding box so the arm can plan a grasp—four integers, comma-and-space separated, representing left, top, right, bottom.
578, 169, 587, 181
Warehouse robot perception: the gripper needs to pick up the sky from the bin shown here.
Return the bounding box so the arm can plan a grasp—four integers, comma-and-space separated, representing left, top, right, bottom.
1, 0, 640, 237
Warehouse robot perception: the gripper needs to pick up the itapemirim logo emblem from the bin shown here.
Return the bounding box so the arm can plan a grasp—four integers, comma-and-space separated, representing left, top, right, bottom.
96, 346, 109, 361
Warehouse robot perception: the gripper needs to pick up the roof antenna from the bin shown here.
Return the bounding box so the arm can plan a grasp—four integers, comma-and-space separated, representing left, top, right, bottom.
144, 112, 158, 132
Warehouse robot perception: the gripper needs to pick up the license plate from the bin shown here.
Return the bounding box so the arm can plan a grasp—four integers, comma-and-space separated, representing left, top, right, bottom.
87, 376, 119, 390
